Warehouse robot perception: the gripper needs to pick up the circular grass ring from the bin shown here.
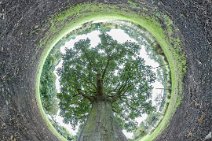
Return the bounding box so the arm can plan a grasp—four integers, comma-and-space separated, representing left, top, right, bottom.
36, 2, 186, 141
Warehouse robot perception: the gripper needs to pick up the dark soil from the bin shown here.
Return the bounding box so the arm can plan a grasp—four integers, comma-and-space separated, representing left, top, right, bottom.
154, 0, 212, 141
0, 0, 211, 141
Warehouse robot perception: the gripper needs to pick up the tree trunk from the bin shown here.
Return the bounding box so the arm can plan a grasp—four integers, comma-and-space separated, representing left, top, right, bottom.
77, 101, 128, 141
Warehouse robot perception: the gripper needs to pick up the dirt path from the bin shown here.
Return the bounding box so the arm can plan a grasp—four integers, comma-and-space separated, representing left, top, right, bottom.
0, 0, 211, 141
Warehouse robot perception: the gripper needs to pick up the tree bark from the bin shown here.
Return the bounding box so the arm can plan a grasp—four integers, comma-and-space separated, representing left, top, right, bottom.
77, 101, 128, 141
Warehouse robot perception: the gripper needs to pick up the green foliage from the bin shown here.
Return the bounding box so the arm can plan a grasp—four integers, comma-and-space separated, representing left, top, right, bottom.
50, 118, 76, 141
134, 122, 148, 139
134, 111, 161, 139
40, 53, 60, 115
57, 32, 156, 132
145, 112, 161, 128
120, 22, 171, 114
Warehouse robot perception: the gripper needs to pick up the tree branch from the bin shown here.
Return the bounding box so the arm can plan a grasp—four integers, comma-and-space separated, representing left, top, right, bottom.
81, 49, 97, 89
77, 89, 94, 102
102, 57, 111, 79
96, 73, 104, 96
81, 76, 96, 90
111, 81, 132, 102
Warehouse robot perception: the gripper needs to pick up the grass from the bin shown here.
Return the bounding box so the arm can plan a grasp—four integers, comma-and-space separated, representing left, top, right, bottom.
35, 2, 186, 141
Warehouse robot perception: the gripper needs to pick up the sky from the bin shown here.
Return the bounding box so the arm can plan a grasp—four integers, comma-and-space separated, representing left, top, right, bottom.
53, 29, 164, 139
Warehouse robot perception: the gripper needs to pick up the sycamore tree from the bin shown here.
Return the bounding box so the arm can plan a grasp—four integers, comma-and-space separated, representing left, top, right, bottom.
57, 32, 156, 141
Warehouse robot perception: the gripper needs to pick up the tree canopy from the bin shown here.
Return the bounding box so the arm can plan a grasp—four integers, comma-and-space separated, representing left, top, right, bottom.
57, 32, 156, 132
